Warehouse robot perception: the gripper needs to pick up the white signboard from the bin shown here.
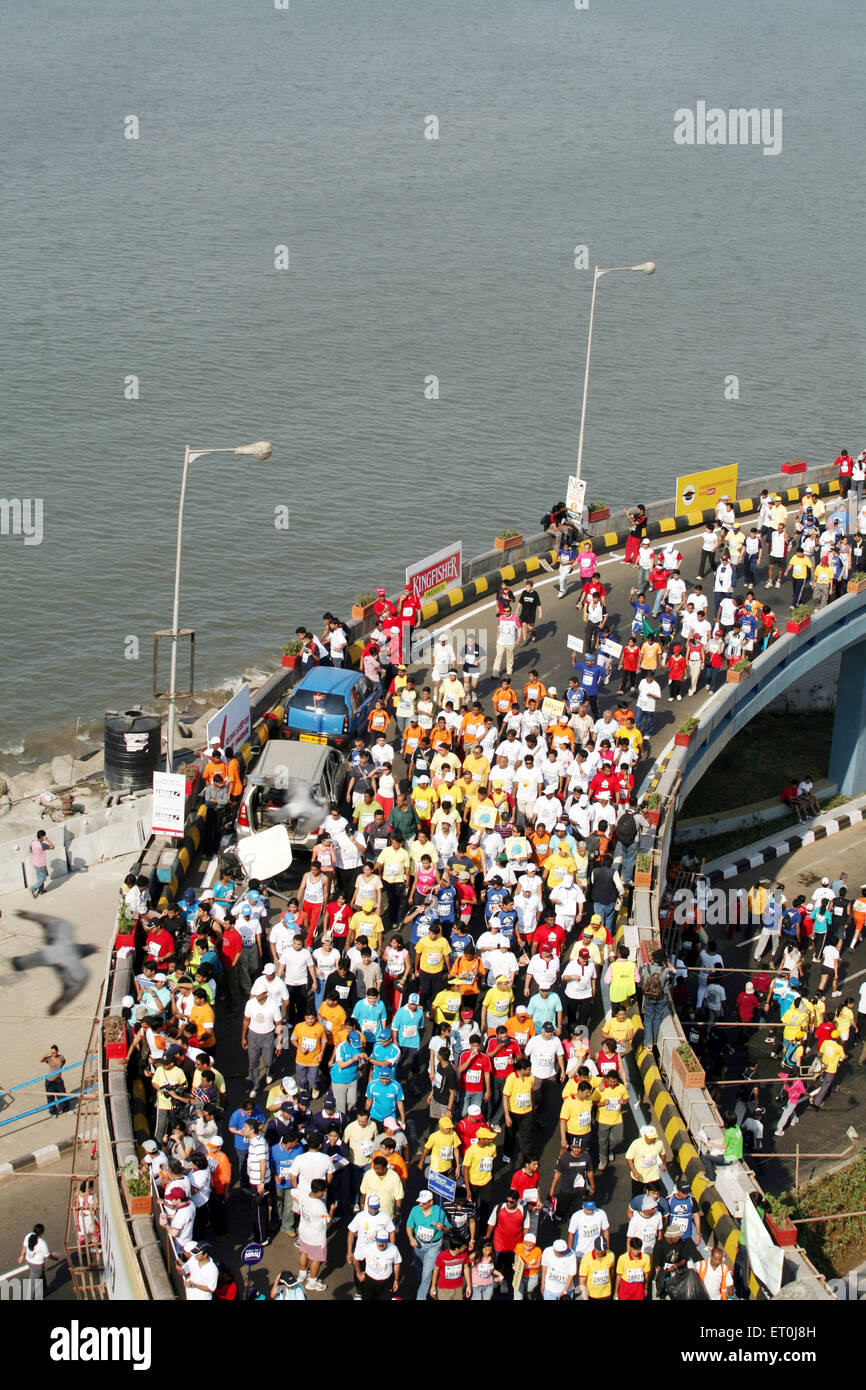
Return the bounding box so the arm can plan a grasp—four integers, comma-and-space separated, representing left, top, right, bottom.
600, 639, 623, 659
566, 474, 586, 523
152, 771, 186, 836
742, 1195, 784, 1297
236, 825, 294, 881
207, 683, 251, 755
566, 634, 584, 653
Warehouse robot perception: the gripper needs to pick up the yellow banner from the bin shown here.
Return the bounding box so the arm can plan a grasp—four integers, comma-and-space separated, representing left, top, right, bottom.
674, 463, 739, 516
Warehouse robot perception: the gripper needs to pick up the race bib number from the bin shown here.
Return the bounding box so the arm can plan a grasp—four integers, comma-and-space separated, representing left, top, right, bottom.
671, 1216, 689, 1233
514, 1091, 532, 1110
301, 1038, 317, 1052
478, 1157, 494, 1173
360, 1139, 374, 1158
626, 1267, 644, 1283
592, 1269, 609, 1286
402, 1024, 418, 1039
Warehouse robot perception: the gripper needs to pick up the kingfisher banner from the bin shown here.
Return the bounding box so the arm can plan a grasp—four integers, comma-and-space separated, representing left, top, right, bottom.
675, 464, 739, 515
406, 542, 463, 603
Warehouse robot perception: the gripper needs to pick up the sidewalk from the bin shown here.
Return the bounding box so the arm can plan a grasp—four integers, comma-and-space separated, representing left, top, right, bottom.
0, 852, 139, 1168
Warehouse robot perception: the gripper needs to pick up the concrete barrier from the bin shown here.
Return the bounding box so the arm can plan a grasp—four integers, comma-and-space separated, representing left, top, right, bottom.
0, 794, 152, 894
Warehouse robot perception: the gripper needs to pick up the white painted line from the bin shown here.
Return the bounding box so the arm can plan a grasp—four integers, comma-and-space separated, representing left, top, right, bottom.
737, 933, 761, 948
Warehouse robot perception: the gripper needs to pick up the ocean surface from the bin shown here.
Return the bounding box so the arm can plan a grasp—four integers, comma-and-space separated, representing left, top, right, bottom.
1, 0, 864, 767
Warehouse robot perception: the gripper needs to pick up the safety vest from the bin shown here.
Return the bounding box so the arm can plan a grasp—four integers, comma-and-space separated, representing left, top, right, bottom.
698, 1260, 732, 1300
609, 959, 636, 1003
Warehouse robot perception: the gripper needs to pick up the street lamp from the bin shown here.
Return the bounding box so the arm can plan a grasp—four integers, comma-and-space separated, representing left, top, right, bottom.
165, 440, 273, 772
575, 261, 656, 492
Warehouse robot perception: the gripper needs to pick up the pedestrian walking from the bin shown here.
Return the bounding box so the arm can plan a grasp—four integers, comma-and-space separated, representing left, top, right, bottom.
18, 1224, 58, 1297
29, 830, 53, 897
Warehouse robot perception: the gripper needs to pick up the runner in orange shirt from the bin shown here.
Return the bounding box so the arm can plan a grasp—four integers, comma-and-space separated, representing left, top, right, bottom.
492, 680, 517, 726
402, 720, 424, 759
505, 1007, 536, 1051
460, 705, 487, 748
368, 701, 390, 736
523, 672, 547, 707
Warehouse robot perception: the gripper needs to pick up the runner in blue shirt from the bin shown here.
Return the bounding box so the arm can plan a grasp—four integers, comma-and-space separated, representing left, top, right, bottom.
448, 925, 473, 958
329, 1029, 363, 1105
366, 1068, 405, 1124
573, 658, 604, 717
434, 880, 458, 931
407, 904, 438, 948
354, 992, 388, 1045
228, 1101, 265, 1160
370, 1028, 402, 1077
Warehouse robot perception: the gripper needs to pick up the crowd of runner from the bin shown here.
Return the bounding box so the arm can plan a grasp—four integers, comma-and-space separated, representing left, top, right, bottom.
116, 472, 860, 1301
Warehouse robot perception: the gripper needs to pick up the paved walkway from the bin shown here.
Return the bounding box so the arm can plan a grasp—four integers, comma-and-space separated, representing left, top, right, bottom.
0, 853, 139, 1166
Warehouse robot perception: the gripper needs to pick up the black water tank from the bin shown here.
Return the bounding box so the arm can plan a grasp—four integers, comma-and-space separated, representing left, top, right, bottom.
104, 710, 162, 792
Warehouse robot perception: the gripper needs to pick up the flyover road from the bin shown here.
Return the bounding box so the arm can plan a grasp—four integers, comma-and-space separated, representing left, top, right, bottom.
198, 516, 753, 1297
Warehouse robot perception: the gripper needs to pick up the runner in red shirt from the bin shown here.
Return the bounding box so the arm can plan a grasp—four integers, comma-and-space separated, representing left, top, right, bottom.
667, 645, 687, 700
458, 1044, 493, 1110
533, 917, 566, 957
431, 1242, 471, 1299
373, 587, 396, 623
488, 1192, 527, 1255
144, 924, 175, 964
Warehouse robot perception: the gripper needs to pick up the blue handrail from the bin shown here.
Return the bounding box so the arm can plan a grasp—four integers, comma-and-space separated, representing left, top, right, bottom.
0, 1059, 91, 1129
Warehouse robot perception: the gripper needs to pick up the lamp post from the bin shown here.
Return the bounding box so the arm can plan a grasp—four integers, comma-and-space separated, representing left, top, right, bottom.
575, 261, 656, 492
165, 440, 272, 772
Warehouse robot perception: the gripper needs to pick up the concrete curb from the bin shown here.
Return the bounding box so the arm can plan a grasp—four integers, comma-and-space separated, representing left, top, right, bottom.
706, 798, 866, 883
0, 1134, 76, 1180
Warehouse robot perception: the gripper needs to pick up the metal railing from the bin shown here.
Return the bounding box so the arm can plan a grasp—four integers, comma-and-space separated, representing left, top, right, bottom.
0, 1060, 90, 1128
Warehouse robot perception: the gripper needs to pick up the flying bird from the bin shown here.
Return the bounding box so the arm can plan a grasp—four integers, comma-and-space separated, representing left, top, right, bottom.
12, 911, 98, 1015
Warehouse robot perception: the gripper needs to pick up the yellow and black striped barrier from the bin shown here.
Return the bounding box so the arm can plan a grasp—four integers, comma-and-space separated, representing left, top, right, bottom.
156, 704, 284, 911
633, 1032, 760, 1297
131, 1076, 151, 1146
348, 479, 840, 663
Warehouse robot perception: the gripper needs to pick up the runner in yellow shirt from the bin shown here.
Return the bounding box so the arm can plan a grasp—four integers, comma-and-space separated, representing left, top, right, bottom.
349, 903, 385, 952
542, 848, 578, 891
579, 1243, 615, 1299
615, 1241, 652, 1300
602, 1006, 639, 1058
559, 1083, 595, 1149
431, 983, 463, 1027
419, 1116, 461, 1178
462, 1128, 497, 1203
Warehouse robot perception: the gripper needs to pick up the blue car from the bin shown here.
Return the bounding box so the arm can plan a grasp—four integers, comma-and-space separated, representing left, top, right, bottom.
282, 667, 381, 749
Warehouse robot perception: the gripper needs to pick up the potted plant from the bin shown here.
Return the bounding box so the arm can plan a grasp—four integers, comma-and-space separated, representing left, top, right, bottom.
786, 603, 812, 635
494, 529, 523, 552
763, 1193, 799, 1247
675, 715, 699, 747
726, 655, 751, 684
281, 637, 304, 669
104, 1013, 128, 1064
351, 591, 378, 621
848, 570, 866, 595
671, 1040, 706, 1090
644, 792, 661, 827
586, 500, 610, 523
781, 459, 807, 474
634, 852, 652, 888
179, 760, 200, 800
121, 1159, 152, 1217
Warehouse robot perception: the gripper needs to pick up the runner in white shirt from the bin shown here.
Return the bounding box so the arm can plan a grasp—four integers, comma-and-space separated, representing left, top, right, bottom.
540, 1241, 578, 1300
180, 1247, 219, 1300
525, 1028, 565, 1082
526, 951, 561, 993
568, 1200, 610, 1257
